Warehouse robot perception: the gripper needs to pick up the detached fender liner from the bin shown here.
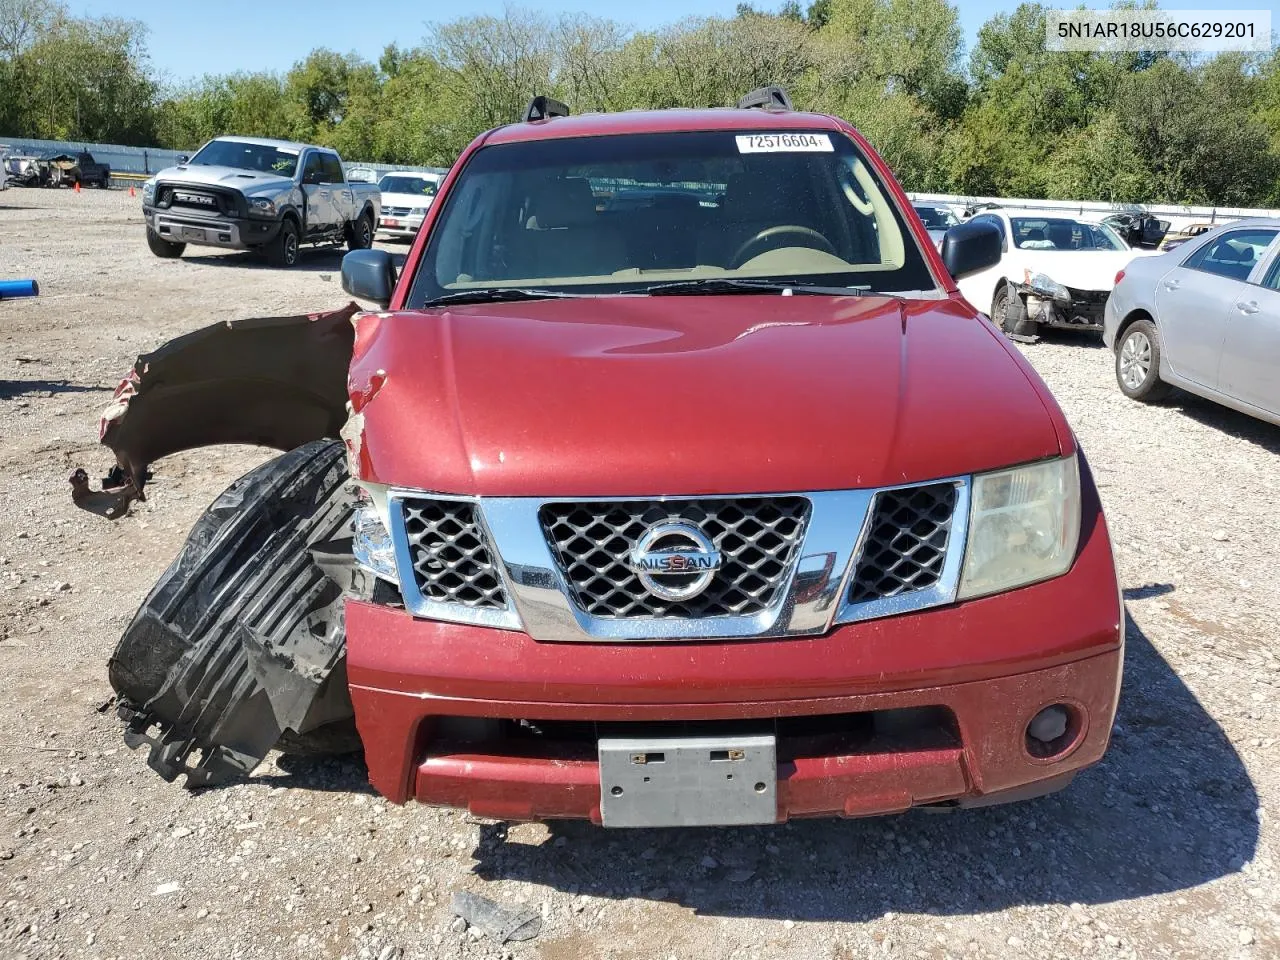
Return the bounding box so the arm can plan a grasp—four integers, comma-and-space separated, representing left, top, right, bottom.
110, 440, 359, 787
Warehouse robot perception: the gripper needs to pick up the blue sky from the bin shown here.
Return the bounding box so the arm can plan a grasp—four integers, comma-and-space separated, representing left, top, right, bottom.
69, 0, 1279, 85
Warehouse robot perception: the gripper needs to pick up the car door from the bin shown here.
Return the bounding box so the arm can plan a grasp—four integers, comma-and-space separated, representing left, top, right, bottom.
1153, 227, 1278, 389
321, 153, 354, 223
1218, 237, 1280, 416
299, 151, 337, 237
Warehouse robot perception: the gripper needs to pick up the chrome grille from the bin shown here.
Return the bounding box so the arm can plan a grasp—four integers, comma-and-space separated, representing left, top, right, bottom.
383, 206, 412, 217
540, 497, 810, 619
401, 498, 507, 610
848, 483, 958, 605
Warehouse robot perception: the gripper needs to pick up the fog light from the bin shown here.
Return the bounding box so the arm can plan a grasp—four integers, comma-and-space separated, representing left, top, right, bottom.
1025, 704, 1078, 760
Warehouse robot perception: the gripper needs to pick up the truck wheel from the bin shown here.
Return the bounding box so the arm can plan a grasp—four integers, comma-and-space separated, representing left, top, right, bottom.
1116, 319, 1171, 402
108, 440, 361, 787
347, 212, 374, 251
267, 219, 301, 267
146, 228, 185, 259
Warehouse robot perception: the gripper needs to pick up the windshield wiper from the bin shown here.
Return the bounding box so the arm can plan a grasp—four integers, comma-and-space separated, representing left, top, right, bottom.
423, 288, 585, 307
642, 278, 870, 296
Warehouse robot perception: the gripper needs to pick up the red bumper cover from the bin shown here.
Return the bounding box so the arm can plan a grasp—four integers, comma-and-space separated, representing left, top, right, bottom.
345, 500, 1122, 821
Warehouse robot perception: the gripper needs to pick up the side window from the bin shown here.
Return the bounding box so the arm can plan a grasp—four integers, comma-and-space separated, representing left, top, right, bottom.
302, 152, 324, 184
1183, 229, 1278, 282
321, 154, 344, 184
1262, 254, 1280, 291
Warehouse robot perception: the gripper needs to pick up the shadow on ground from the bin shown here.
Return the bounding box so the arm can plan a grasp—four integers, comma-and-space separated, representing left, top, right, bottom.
0, 379, 104, 399
1168, 391, 1280, 455
462, 610, 1257, 920
181, 246, 409, 274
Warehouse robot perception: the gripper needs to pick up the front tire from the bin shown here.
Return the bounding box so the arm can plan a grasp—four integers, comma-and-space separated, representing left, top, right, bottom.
347, 212, 374, 251
266, 218, 301, 267
992, 284, 1035, 337
146, 227, 185, 259
1116, 319, 1171, 402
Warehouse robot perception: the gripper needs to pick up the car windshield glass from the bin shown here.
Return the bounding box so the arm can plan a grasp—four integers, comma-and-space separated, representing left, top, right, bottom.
190, 140, 299, 177
408, 129, 935, 304
380, 175, 437, 196
1011, 217, 1125, 251
914, 206, 957, 229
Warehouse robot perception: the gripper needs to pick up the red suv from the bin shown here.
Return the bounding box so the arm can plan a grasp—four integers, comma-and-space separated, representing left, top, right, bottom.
98, 89, 1122, 826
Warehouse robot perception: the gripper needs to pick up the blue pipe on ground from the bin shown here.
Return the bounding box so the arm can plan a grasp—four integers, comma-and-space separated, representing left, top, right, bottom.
0, 279, 39, 299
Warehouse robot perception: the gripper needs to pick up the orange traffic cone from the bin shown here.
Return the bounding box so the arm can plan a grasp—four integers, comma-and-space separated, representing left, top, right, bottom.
128, 186, 136, 198
74, 180, 81, 193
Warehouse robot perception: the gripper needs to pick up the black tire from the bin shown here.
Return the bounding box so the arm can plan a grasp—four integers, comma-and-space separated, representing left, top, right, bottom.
267, 218, 301, 267
146, 227, 185, 259
347, 211, 374, 251
1116, 318, 1172, 402
992, 284, 1035, 337
109, 440, 360, 787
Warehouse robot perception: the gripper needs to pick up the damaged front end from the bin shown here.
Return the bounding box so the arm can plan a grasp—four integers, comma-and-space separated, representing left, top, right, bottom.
1005, 274, 1109, 342
80, 305, 369, 786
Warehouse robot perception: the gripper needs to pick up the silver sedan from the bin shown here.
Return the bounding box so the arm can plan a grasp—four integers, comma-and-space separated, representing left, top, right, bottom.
1103, 218, 1280, 427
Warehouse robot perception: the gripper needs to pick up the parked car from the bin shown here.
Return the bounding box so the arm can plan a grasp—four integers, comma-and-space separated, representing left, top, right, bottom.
956, 207, 1147, 340
1158, 221, 1223, 252
1101, 212, 1168, 249
376, 171, 439, 239
4, 153, 43, 186
140, 137, 381, 267
76, 151, 111, 188
90, 89, 1122, 826
1104, 219, 1280, 426
912, 203, 960, 250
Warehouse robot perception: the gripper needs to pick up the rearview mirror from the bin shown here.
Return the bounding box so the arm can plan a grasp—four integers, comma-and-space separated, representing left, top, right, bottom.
941, 221, 1003, 281
342, 249, 397, 308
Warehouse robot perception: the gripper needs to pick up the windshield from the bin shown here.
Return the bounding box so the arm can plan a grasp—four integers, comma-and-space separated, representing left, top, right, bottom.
408, 130, 935, 304
1011, 217, 1126, 251
379, 175, 437, 196
914, 206, 958, 230
190, 139, 299, 177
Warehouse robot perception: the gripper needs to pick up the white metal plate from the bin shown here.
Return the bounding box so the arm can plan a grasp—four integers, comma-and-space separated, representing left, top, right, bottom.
598, 734, 777, 828
735, 133, 833, 154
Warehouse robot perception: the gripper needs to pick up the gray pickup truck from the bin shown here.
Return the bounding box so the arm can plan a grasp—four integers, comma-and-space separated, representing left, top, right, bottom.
141, 137, 381, 267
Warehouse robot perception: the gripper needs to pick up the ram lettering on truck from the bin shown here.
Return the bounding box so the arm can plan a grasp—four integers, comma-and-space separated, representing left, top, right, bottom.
82, 88, 1122, 827
140, 137, 381, 267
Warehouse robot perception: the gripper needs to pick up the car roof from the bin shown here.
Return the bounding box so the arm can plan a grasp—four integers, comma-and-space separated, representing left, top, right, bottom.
214, 135, 319, 152
484, 108, 844, 145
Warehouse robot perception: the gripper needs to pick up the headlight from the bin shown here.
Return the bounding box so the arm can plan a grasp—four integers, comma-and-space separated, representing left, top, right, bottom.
247, 197, 276, 217
958, 456, 1081, 600
1025, 271, 1070, 302
409, 207, 426, 217
353, 500, 399, 583
142, 180, 155, 203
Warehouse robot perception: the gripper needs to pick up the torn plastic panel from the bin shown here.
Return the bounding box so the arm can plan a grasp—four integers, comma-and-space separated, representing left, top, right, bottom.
110, 440, 364, 786
92, 303, 359, 503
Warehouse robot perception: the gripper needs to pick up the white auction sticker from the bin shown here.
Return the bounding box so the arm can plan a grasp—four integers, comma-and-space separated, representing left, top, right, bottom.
736, 133, 833, 154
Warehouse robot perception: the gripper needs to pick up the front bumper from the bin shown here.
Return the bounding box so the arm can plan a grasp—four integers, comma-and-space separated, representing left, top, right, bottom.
1015, 283, 1110, 331
345, 493, 1123, 821
144, 205, 280, 250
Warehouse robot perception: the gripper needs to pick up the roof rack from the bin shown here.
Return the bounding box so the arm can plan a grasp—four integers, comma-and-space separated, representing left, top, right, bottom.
522, 96, 570, 123
736, 86, 793, 112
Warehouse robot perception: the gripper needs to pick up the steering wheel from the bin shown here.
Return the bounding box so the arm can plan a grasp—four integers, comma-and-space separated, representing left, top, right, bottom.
729, 225, 836, 269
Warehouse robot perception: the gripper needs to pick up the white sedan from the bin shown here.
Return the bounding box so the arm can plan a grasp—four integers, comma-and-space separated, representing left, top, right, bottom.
377, 172, 440, 240
955, 208, 1146, 340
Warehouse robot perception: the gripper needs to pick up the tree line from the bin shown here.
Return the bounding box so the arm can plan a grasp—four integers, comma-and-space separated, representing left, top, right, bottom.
3, 0, 1280, 206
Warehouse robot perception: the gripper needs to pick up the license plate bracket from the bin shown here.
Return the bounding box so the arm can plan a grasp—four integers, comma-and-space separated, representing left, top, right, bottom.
598, 734, 776, 828
179, 226, 207, 241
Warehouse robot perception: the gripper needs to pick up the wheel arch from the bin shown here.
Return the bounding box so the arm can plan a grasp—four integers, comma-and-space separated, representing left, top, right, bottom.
1115, 308, 1156, 351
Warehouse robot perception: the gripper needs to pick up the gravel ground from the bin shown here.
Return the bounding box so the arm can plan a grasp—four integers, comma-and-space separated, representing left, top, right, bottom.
1, 188, 1277, 960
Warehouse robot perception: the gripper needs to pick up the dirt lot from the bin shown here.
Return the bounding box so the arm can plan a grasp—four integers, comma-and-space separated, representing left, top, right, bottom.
1, 188, 1278, 960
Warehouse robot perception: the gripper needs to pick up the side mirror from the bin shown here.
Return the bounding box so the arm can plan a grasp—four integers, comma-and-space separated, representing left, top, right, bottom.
176, 155, 189, 165
342, 249, 397, 308
941, 221, 1003, 280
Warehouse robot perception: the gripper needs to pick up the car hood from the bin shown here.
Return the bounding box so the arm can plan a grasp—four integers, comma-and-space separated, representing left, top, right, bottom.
1012, 249, 1149, 291
380, 192, 433, 210
346, 295, 1066, 497
155, 164, 294, 193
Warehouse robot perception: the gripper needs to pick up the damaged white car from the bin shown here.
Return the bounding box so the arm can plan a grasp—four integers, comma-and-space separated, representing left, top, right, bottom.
955, 208, 1146, 341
